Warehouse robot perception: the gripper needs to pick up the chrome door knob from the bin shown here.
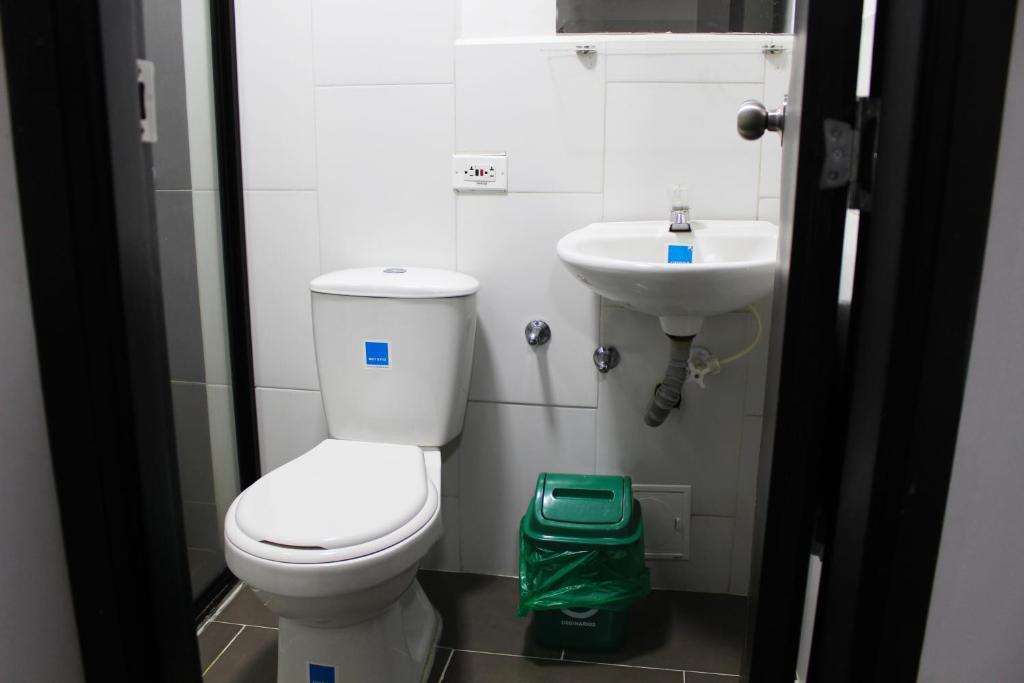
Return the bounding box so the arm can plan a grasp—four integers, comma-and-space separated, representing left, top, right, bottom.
737, 97, 787, 140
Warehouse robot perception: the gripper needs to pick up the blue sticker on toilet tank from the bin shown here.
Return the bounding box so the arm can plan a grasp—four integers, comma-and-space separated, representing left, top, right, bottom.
667, 245, 694, 263
364, 341, 390, 367
309, 663, 335, 683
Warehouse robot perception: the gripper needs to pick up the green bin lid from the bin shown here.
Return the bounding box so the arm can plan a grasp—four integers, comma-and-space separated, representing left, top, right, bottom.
521, 473, 641, 546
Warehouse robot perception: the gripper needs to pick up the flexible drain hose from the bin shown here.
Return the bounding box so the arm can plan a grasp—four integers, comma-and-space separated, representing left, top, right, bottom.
644, 336, 694, 427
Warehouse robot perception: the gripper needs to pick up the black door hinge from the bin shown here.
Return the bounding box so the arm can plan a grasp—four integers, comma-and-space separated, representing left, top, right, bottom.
820, 97, 880, 211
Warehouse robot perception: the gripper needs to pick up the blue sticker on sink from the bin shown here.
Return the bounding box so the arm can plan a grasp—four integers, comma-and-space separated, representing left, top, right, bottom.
309, 663, 335, 683
364, 341, 390, 367
667, 245, 693, 263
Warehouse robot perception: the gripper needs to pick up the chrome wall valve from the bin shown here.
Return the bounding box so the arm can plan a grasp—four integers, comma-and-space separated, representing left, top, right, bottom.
525, 320, 551, 346
593, 346, 620, 373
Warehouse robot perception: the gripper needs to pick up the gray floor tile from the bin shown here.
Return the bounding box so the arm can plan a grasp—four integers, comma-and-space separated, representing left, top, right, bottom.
685, 673, 740, 682
201, 576, 745, 680
202, 624, 451, 682
215, 587, 277, 628
442, 651, 684, 682
419, 570, 561, 658
563, 590, 747, 674
203, 626, 276, 683
198, 621, 241, 672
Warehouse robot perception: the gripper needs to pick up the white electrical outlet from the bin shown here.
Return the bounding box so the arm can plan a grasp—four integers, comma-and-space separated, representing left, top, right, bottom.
452, 153, 507, 192
633, 484, 692, 560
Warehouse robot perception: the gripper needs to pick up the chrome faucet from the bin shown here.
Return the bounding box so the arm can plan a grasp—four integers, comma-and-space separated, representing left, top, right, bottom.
669, 185, 691, 232
670, 206, 691, 232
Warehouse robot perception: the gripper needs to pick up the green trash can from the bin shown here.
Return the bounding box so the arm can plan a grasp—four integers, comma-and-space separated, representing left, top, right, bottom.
518, 472, 651, 650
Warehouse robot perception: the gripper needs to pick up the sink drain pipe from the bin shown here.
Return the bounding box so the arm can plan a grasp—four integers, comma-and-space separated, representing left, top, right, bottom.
644, 335, 695, 427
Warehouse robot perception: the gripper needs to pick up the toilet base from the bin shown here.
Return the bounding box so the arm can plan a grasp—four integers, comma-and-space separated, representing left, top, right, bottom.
276, 579, 440, 683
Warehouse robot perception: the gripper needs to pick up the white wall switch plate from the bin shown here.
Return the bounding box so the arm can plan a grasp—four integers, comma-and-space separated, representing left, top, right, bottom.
452, 153, 507, 192
633, 484, 692, 560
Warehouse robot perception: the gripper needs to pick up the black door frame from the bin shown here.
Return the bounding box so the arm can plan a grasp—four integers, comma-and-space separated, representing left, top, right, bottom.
3, 0, 1018, 680
807, 0, 1019, 680
1, 0, 201, 680
211, 0, 260, 494
747, 0, 1020, 680
191, 0, 263, 622
744, 0, 866, 676
1, 0, 259, 679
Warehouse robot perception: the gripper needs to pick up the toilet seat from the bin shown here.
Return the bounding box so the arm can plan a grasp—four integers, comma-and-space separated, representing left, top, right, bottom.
227, 439, 439, 564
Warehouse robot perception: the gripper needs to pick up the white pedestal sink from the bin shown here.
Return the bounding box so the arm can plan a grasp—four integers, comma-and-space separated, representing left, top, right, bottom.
556, 220, 778, 336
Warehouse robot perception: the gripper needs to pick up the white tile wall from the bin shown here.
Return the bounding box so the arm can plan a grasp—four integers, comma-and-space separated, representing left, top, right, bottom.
206, 383, 239, 543
459, 0, 555, 38
440, 441, 460, 498
421, 496, 460, 572
181, 0, 218, 190
235, 0, 317, 189
312, 0, 456, 85
743, 295, 773, 417
234, 23, 792, 594
648, 515, 735, 592
729, 415, 762, 594
605, 36, 764, 84
455, 40, 605, 193
172, 380, 216, 503
316, 85, 456, 272
757, 197, 781, 225
192, 190, 230, 386
759, 139, 782, 200
457, 193, 602, 407
597, 306, 748, 517
759, 50, 790, 199
255, 387, 328, 473
458, 401, 596, 576
246, 191, 321, 390
604, 82, 763, 221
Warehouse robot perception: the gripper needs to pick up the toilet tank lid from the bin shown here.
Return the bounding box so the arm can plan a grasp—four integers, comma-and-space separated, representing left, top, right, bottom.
310, 267, 479, 298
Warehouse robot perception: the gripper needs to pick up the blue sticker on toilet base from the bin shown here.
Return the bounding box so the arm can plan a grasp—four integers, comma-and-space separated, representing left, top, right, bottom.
309, 663, 335, 683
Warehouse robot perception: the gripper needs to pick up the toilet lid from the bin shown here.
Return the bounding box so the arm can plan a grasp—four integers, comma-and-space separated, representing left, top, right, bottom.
233, 439, 434, 560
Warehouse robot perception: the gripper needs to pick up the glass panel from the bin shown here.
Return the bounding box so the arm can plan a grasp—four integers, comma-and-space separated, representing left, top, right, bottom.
142, 0, 240, 600
557, 0, 794, 34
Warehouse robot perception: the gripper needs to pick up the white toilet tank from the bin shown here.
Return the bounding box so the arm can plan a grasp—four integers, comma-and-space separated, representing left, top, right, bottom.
309, 267, 479, 447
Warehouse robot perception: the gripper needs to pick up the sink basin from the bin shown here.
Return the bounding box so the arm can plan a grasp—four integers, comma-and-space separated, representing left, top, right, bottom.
556, 220, 778, 336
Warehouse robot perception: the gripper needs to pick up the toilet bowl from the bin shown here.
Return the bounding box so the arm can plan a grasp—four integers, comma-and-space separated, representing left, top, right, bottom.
225, 440, 444, 682
224, 267, 478, 683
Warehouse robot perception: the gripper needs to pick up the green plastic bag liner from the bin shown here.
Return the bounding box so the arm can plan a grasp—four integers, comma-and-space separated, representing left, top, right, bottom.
518, 473, 650, 649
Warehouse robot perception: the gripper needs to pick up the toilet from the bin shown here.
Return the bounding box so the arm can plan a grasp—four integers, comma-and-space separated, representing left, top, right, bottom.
224, 267, 478, 683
